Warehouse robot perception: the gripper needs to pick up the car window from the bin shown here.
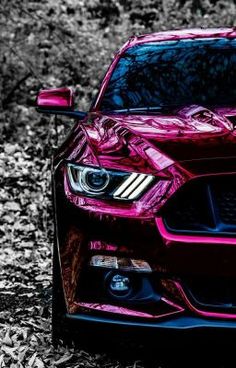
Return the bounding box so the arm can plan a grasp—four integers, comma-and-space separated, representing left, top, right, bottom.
100, 38, 236, 111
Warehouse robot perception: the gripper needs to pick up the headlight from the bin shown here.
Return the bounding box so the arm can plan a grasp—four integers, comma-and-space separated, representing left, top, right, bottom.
80, 167, 110, 193
67, 164, 154, 200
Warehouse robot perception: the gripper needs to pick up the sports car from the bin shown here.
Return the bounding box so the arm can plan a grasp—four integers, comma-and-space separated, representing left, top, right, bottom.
36, 28, 236, 343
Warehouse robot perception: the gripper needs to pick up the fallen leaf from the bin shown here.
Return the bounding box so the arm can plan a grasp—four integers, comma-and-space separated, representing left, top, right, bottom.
28, 352, 37, 367
54, 354, 73, 366
2, 330, 13, 347
4, 202, 21, 212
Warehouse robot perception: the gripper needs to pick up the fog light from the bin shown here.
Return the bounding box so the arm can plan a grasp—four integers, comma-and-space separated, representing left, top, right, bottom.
110, 274, 131, 293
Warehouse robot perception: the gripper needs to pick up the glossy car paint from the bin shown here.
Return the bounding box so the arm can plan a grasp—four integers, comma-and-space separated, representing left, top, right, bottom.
51, 28, 236, 329
37, 87, 74, 109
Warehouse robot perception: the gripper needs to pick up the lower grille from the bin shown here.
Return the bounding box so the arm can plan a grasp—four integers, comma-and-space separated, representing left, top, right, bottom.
183, 277, 236, 311
162, 175, 236, 235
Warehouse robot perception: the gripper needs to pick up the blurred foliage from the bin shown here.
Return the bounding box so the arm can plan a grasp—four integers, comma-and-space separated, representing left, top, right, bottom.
0, 0, 236, 114
0, 1, 236, 366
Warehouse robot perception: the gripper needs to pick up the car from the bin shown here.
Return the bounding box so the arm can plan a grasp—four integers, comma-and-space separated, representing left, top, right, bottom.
36, 28, 236, 344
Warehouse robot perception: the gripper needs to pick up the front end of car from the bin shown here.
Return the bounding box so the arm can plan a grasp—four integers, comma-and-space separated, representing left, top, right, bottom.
52, 118, 236, 333
35, 29, 236, 340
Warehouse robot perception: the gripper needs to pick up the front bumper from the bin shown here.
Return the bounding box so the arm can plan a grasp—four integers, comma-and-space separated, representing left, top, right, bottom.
66, 312, 236, 331
54, 167, 236, 330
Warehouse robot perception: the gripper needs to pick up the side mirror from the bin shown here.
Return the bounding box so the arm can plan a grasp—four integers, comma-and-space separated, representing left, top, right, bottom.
37, 87, 75, 110
36, 87, 86, 120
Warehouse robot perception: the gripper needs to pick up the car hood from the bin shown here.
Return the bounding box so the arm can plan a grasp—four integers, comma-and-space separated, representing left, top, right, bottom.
83, 105, 236, 175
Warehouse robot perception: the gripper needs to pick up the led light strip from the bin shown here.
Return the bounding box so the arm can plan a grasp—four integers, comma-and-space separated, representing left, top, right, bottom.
128, 175, 154, 200
113, 173, 154, 200
112, 173, 138, 197
120, 174, 146, 198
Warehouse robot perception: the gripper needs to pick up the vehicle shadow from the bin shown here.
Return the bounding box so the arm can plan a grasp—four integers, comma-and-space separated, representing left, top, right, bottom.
71, 324, 236, 368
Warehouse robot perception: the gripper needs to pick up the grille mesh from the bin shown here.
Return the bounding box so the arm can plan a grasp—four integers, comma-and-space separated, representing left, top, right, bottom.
214, 186, 236, 225
163, 176, 236, 234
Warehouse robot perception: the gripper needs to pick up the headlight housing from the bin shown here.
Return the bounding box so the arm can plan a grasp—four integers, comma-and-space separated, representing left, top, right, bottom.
67, 164, 154, 200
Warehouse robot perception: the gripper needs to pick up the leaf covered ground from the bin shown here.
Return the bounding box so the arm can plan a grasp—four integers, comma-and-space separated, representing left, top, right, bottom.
1, 0, 236, 366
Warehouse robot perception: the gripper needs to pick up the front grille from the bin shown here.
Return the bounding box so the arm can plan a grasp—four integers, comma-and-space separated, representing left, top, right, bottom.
162, 175, 236, 235
215, 186, 236, 225
183, 277, 236, 311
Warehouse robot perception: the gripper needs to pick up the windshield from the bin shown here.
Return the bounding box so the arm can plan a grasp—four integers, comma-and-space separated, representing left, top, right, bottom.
100, 38, 236, 111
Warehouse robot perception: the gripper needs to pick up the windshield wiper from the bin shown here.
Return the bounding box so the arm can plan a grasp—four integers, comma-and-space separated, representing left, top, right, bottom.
103, 105, 181, 114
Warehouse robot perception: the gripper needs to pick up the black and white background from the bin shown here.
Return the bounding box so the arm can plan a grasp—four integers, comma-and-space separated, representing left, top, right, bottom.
0, 0, 236, 366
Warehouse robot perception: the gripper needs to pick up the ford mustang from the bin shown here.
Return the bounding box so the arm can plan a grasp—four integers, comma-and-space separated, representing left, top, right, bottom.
36, 28, 236, 344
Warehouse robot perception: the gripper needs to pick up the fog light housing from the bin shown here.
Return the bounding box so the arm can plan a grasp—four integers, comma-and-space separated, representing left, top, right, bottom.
90, 255, 152, 273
